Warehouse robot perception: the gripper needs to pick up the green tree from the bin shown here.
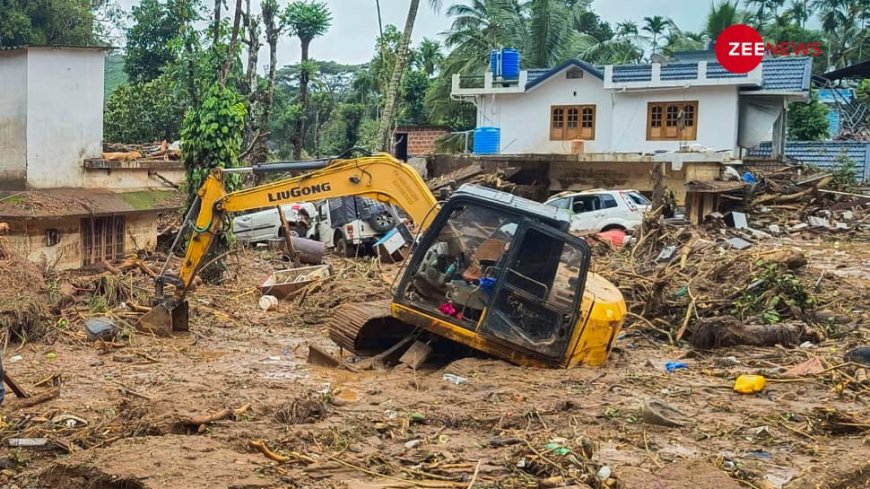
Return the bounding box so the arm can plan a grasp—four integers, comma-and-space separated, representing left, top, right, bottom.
787, 89, 830, 140
705, 1, 751, 39
104, 75, 184, 143
400, 70, 430, 125
283, 0, 332, 159
857, 79, 870, 104
124, 0, 183, 83
0, 0, 107, 46
376, 0, 443, 152
642, 16, 673, 56
416, 38, 443, 76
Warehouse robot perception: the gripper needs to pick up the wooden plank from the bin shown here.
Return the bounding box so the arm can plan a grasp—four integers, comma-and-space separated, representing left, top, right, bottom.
3, 371, 31, 398
398, 341, 432, 369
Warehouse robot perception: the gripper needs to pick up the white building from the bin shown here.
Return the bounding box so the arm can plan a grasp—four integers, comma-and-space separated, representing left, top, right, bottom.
451, 53, 812, 158
0, 46, 183, 271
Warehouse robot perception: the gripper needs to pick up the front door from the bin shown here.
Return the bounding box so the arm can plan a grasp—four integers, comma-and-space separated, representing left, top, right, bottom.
478, 220, 591, 361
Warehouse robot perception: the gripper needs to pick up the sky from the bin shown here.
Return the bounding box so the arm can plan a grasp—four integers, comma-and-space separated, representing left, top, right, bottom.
116, 0, 710, 67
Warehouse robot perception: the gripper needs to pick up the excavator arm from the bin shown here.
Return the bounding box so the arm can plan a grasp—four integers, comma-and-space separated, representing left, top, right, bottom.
148, 153, 439, 329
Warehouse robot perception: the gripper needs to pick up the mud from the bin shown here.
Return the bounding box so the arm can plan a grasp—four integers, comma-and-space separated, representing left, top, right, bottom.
0, 242, 867, 489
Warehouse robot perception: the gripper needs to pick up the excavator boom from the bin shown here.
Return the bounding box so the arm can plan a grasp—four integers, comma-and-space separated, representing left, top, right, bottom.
140, 153, 439, 334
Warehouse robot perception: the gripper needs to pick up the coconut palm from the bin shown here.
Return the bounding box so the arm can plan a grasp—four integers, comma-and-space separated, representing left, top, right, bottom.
705, 1, 753, 39
283, 0, 332, 159
416, 38, 444, 77
377, 0, 443, 151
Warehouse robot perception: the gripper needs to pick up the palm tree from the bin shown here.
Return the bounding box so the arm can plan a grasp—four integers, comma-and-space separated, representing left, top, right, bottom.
705, 1, 753, 39
377, 0, 442, 152
785, 0, 812, 27
812, 0, 848, 33
417, 38, 443, 77
615, 20, 639, 37
642, 15, 672, 56
284, 0, 332, 159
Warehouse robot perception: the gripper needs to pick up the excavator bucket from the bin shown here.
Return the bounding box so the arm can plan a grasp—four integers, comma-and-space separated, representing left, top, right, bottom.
137, 300, 189, 336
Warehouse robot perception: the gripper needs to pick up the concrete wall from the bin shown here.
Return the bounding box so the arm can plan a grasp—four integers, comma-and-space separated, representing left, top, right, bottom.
610, 86, 740, 154
25, 48, 105, 189
83, 168, 185, 189
477, 72, 741, 156
479, 69, 614, 154
4, 213, 159, 271
0, 51, 28, 190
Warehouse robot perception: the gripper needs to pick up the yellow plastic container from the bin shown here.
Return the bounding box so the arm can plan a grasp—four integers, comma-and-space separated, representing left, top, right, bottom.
734, 374, 766, 394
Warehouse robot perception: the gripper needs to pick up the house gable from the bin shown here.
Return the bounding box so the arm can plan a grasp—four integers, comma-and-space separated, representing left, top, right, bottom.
525, 59, 604, 91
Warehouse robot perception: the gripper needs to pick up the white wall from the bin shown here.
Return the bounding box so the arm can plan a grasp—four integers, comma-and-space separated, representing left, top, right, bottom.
0, 51, 28, 189
25, 48, 105, 188
479, 72, 742, 155
610, 86, 740, 154
478, 68, 614, 154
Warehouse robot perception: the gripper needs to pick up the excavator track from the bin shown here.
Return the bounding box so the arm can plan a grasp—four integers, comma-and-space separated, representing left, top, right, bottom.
327, 300, 412, 355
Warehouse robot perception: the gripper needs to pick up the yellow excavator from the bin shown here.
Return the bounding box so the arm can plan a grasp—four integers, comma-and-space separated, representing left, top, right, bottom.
141, 151, 626, 368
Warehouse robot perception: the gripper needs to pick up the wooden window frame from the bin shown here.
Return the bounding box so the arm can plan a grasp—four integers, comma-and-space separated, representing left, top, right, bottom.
646, 101, 698, 141
81, 215, 125, 267
550, 104, 596, 140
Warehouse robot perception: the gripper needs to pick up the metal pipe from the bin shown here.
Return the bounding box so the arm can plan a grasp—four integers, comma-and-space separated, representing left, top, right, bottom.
222, 159, 332, 174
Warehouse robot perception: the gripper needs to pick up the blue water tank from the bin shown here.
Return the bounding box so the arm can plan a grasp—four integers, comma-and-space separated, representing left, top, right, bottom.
473, 127, 500, 155
489, 48, 521, 80
500, 48, 520, 80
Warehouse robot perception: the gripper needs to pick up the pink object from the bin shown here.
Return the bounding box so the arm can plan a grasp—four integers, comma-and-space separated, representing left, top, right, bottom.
439, 303, 457, 316
593, 229, 627, 247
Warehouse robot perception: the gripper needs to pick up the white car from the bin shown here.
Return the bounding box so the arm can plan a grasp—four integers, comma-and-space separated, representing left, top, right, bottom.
232, 202, 317, 243
544, 189, 651, 233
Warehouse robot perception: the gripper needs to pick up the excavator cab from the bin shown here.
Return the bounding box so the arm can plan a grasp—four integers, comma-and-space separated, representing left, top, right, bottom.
390, 185, 622, 368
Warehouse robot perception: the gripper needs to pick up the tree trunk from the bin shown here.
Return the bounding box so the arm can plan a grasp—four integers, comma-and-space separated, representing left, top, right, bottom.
242, 0, 261, 162
213, 0, 222, 45
220, 0, 244, 85
261, 1, 280, 136
293, 40, 311, 159
377, 0, 420, 153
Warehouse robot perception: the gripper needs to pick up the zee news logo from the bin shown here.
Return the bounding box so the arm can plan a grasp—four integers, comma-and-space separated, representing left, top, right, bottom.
727, 41, 822, 58
716, 24, 822, 74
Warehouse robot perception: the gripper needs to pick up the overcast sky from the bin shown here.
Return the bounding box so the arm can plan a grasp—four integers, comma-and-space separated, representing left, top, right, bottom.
116, 0, 709, 67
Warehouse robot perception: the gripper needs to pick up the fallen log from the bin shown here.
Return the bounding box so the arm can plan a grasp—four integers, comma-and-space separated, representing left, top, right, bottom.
691, 317, 804, 349
7, 387, 60, 409
177, 403, 251, 427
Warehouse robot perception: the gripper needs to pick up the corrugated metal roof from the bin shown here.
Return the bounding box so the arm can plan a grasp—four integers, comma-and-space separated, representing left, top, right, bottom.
0, 44, 111, 51
746, 141, 870, 182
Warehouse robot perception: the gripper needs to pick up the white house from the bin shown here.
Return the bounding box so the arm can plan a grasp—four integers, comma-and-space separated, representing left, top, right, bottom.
0, 46, 183, 271
451, 52, 812, 158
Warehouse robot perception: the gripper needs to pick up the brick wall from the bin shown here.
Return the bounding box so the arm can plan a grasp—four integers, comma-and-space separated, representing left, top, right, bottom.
397, 127, 449, 156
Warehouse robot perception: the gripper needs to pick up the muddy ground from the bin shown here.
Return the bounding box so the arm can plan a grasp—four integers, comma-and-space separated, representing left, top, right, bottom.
1, 240, 868, 489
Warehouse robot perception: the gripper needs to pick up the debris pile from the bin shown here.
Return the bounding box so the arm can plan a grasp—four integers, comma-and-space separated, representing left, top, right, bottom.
0, 234, 50, 342
594, 210, 862, 348
427, 164, 548, 201
102, 140, 181, 162
724, 166, 869, 238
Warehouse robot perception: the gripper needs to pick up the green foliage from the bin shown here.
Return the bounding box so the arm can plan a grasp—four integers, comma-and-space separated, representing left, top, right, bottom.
124, 0, 183, 83
858, 80, 870, 105
400, 70, 431, 125
104, 54, 128, 100
787, 89, 830, 141
181, 84, 247, 204
829, 152, 857, 192
732, 261, 815, 324
0, 0, 107, 47
104, 75, 184, 143
283, 0, 332, 44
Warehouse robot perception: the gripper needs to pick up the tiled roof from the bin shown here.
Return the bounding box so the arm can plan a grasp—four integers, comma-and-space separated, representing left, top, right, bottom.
524, 59, 604, 90
611, 65, 652, 82
754, 56, 812, 92
746, 141, 870, 182
660, 63, 699, 81
526, 68, 551, 85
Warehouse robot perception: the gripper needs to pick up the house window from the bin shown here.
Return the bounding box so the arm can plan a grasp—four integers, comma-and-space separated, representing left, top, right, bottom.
550, 105, 595, 140
81, 216, 125, 266
647, 101, 698, 140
